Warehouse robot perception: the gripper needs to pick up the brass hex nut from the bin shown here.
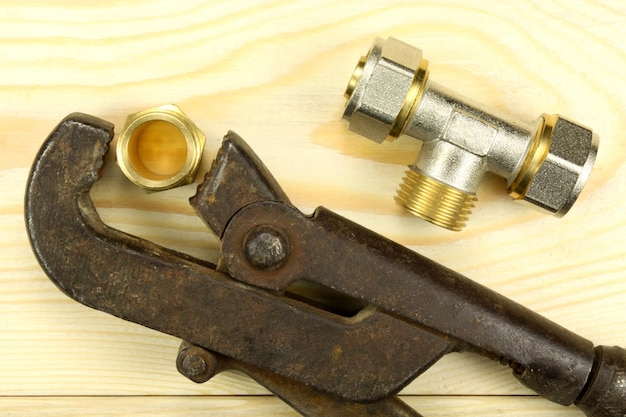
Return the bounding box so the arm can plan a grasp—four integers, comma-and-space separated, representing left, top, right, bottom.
343, 37, 423, 143
116, 104, 206, 191
522, 115, 598, 216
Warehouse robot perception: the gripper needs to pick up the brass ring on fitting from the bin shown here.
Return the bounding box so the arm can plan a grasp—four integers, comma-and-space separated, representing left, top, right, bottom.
116, 104, 206, 191
508, 114, 556, 200
344, 55, 367, 100
387, 58, 429, 142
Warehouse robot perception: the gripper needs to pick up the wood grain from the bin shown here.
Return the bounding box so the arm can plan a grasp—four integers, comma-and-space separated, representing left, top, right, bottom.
1, 396, 575, 417
1, 1, 625, 415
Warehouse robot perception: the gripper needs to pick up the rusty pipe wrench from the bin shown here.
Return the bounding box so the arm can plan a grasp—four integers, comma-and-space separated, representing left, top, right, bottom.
25, 114, 625, 417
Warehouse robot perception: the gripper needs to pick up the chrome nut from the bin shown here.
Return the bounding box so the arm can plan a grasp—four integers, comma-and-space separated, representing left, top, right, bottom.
520, 116, 598, 216
343, 37, 424, 143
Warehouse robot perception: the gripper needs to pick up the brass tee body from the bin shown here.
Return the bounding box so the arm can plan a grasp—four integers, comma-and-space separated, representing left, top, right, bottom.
343, 37, 598, 231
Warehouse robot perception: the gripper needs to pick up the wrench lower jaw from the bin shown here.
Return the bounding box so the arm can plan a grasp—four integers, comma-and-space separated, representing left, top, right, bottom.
190, 130, 291, 238
176, 342, 423, 417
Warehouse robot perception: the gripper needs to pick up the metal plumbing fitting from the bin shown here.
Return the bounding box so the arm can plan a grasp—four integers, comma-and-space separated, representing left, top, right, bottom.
116, 104, 206, 191
343, 37, 598, 231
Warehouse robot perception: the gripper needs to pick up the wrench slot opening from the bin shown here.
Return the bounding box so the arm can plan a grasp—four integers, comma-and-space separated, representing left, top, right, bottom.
285, 279, 367, 318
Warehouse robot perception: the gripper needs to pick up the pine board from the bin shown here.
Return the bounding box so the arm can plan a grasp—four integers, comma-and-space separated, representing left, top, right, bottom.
1, 1, 625, 416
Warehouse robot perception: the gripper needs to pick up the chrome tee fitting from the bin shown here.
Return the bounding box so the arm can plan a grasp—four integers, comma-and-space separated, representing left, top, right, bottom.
343, 37, 598, 231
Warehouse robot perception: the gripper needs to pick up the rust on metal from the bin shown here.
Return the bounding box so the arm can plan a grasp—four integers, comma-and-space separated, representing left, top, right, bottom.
25, 114, 626, 417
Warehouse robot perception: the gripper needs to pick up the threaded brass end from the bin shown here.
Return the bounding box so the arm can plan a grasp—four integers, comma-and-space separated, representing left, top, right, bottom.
395, 170, 477, 231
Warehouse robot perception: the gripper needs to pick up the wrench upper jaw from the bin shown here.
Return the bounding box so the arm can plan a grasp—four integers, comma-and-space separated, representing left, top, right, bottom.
190, 130, 291, 238
24, 112, 216, 307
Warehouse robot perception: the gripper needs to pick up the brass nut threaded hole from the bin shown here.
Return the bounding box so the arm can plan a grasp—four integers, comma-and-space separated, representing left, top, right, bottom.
395, 170, 477, 231
128, 120, 188, 180
116, 104, 205, 191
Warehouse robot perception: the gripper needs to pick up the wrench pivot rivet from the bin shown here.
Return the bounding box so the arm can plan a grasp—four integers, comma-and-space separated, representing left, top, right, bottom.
243, 225, 289, 270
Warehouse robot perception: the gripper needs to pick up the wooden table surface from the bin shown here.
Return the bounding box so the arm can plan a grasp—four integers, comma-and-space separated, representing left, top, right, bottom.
1, 1, 625, 416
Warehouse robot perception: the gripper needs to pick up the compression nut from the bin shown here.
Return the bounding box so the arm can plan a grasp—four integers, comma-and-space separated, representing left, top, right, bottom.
116, 104, 206, 191
508, 114, 598, 216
